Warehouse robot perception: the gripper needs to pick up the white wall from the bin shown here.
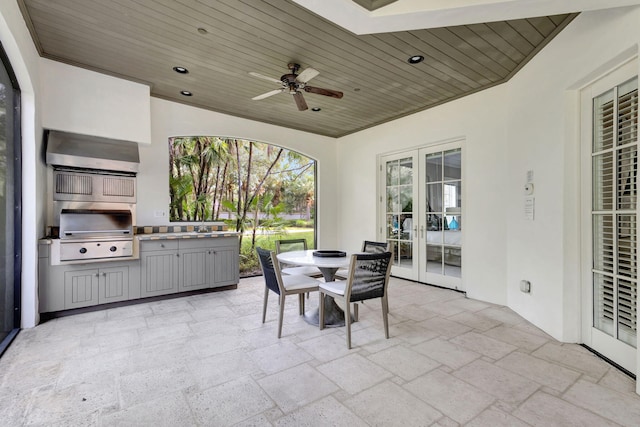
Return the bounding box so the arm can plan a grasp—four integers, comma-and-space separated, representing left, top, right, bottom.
337, 86, 509, 305
40, 59, 151, 144
505, 6, 640, 342
0, 0, 43, 328
141, 98, 340, 248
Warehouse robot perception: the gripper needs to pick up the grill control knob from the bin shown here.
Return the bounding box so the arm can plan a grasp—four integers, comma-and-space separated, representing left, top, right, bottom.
110, 246, 117, 252
79, 248, 87, 254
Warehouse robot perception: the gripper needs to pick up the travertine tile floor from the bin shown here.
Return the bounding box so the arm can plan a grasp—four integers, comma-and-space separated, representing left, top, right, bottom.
1, 276, 639, 426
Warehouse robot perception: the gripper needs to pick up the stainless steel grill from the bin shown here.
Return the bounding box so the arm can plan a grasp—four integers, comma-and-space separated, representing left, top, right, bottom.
57, 208, 134, 261
45, 129, 140, 264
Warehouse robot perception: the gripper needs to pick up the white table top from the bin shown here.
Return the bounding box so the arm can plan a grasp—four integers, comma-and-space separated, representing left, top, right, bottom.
276, 250, 351, 269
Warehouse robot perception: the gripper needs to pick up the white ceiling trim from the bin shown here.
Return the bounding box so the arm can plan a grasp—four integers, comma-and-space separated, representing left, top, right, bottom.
294, 0, 640, 34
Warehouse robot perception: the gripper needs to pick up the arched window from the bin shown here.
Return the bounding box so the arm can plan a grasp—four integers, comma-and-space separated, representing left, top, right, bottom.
168, 136, 316, 276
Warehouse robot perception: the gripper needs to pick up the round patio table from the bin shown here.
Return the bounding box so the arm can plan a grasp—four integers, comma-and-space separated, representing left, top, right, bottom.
276, 249, 351, 327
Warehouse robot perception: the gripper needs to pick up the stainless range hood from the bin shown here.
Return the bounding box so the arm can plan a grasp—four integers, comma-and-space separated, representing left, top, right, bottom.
45, 130, 140, 173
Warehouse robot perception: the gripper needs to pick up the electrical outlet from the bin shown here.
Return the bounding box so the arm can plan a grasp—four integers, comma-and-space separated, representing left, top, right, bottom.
154, 210, 166, 218
520, 280, 531, 293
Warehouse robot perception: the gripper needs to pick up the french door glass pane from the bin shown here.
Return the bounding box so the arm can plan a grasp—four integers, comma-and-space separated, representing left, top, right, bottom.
592, 152, 614, 211
426, 245, 442, 273
426, 183, 442, 215
386, 157, 413, 267
386, 214, 396, 239
616, 145, 637, 210
444, 246, 461, 278
399, 158, 413, 185
617, 214, 636, 278
593, 272, 615, 335
425, 153, 442, 182
592, 214, 614, 273
398, 242, 413, 267
618, 278, 637, 347
386, 187, 398, 212
444, 150, 461, 181
386, 162, 398, 186
400, 185, 412, 212
618, 79, 638, 147
593, 89, 614, 152
400, 214, 413, 240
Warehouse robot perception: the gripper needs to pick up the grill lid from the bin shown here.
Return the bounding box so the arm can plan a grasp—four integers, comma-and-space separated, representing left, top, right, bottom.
59, 209, 133, 239
45, 130, 140, 173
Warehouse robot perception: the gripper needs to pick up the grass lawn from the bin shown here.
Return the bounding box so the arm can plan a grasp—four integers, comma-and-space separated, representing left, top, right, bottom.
239, 229, 315, 276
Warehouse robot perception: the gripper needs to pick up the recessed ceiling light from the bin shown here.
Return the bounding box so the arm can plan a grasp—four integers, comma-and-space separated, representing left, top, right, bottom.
408, 55, 424, 64
197, 27, 208, 35
311, 107, 321, 112
173, 66, 189, 74
180, 90, 192, 96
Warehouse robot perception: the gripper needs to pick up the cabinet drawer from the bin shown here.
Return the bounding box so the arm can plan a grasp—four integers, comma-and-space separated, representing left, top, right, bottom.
140, 240, 178, 252
178, 237, 237, 250
179, 238, 215, 250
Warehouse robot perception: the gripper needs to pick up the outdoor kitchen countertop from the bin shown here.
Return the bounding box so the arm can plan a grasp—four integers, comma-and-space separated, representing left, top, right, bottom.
136, 231, 240, 240
37, 231, 241, 244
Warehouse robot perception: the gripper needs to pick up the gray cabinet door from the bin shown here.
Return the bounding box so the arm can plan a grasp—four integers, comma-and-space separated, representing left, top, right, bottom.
179, 248, 210, 291
140, 251, 179, 297
212, 246, 239, 287
64, 268, 99, 309
99, 266, 129, 304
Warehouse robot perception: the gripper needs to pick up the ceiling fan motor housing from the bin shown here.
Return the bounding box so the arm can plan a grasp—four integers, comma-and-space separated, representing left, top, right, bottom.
281, 73, 300, 93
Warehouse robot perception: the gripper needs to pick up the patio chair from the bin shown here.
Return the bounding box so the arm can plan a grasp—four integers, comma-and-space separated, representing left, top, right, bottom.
319, 251, 392, 349
275, 238, 323, 278
256, 247, 321, 338
362, 240, 390, 253
335, 240, 391, 279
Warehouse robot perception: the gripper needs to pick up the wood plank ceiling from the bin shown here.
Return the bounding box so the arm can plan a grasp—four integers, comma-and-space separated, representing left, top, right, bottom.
19, 0, 576, 137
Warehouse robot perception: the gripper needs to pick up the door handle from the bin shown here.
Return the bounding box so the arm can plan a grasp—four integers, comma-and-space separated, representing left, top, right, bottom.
420, 225, 424, 239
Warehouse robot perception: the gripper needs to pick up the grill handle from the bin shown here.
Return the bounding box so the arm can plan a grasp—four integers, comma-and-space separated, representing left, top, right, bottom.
64, 229, 131, 236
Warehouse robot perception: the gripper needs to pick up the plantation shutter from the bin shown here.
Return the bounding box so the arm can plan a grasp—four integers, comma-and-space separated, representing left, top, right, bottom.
592, 77, 638, 348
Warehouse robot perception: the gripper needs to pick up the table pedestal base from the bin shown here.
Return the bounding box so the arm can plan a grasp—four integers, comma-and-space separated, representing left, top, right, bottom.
304, 295, 354, 327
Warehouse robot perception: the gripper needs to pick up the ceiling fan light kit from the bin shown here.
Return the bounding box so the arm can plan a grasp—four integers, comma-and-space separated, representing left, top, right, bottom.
250, 63, 344, 111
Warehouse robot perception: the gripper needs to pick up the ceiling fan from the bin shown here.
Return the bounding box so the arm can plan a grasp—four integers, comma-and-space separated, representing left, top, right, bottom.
249, 63, 343, 111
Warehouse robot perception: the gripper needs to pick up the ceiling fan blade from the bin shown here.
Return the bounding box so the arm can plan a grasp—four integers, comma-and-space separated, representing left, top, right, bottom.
304, 86, 344, 99
252, 89, 284, 100
296, 67, 319, 83
249, 71, 282, 84
293, 92, 308, 111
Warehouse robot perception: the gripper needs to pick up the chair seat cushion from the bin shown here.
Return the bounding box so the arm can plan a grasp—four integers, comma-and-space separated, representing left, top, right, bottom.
282, 266, 322, 277
319, 280, 347, 296
282, 274, 320, 292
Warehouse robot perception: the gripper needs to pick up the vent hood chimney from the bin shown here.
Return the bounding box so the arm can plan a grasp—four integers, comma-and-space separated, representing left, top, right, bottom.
45, 130, 140, 174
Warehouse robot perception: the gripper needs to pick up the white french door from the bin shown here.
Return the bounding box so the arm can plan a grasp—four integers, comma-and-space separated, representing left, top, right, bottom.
380, 151, 419, 280
379, 141, 463, 290
419, 146, 463, 290
581, 59, 638, 374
